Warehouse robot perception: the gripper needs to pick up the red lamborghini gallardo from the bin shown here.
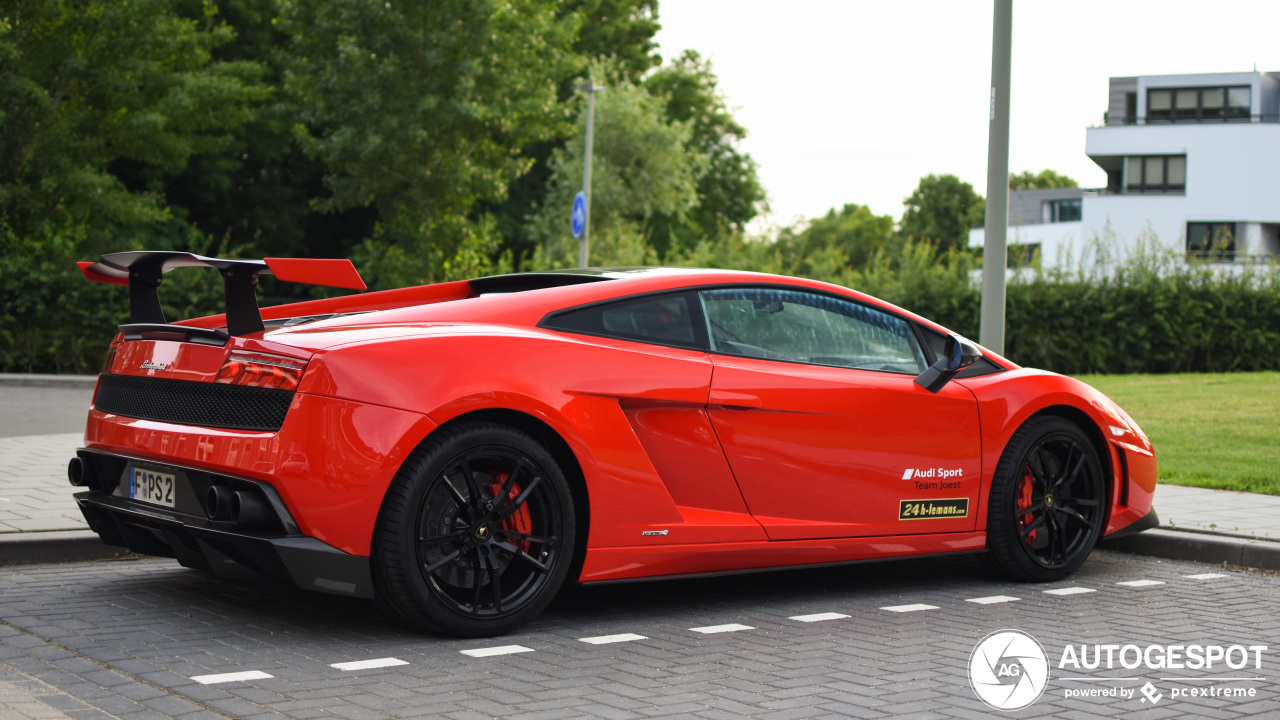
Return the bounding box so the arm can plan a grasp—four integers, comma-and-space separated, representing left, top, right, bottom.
70, 252, 1157, 637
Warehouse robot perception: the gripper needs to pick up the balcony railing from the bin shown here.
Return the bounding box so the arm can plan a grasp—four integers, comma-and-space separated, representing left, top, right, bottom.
1100, 113, 1280, 126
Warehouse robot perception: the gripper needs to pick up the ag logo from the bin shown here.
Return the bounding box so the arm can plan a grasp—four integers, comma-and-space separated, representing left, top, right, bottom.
969, 630, 1049, 710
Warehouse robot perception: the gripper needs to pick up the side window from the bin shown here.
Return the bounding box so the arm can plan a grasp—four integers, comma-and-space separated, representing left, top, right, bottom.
699, 287, 925, 374
543, 292, 700, 348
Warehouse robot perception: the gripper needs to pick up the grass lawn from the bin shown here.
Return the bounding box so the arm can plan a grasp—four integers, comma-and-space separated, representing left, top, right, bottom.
1074, 372, 1280, 495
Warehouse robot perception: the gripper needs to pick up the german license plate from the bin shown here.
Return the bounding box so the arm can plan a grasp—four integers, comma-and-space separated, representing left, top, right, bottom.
128, 467, 176, 508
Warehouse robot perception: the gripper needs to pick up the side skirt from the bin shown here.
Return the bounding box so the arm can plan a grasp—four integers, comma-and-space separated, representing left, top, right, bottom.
578, 531, 988, 584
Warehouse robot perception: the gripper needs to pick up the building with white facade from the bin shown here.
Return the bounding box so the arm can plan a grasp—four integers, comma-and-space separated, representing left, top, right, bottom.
971, 70, 1280, 266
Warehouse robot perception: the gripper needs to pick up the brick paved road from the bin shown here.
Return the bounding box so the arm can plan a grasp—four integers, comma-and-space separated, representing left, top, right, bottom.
1, 551, 1277, 719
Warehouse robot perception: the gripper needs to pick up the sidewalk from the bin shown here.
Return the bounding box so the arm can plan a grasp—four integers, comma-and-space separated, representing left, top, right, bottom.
2, 430, 1279, 568
0, 433, 126, 564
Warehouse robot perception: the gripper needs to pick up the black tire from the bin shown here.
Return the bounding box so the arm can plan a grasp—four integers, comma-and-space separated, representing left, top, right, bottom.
371, 422, 576, 637
986, 416, 1106, 582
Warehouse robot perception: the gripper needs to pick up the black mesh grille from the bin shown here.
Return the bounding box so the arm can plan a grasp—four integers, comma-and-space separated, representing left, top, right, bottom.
95, 374, 293, 432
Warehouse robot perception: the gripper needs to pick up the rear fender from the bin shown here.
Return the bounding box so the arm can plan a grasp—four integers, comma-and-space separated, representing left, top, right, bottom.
299, 330, 726, 549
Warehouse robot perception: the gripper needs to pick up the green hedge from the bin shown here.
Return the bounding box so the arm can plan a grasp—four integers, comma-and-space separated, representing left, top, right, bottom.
1002, 271, 1280, 374
818, 242, 1280, 375
4, 236, 1278, 376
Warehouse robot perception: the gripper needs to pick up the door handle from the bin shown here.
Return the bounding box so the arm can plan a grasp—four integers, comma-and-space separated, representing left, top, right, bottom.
709, 391, 761, 409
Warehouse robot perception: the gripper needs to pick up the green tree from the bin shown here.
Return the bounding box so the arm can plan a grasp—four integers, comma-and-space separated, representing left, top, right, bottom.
281, 0, 577, 283
0, 0, 267, 372
644, 50, 765, 257
0, 0, 267, 254
1009, 169, 1078, 191
489, 0, 662, 264
778, 203, 895, 276
898, 174, 985, 254
149, 0, 373, 265
565, 0, 660, 83
525, 61, 703, 269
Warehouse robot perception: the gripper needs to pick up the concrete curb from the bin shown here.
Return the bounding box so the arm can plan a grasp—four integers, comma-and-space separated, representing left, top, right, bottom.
1100, 528, 1280, 571
0, 530, 132, 566
0, 373, 98, 389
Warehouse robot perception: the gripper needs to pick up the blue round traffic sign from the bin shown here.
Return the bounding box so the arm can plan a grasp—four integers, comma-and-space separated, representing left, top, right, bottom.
571, 191, 587, 239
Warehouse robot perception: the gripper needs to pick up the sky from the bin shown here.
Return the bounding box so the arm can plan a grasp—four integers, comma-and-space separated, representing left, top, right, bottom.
653, 0, 1280, 231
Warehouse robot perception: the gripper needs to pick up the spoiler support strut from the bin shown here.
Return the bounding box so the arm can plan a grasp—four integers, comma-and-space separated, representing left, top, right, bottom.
78, 252, 366, 340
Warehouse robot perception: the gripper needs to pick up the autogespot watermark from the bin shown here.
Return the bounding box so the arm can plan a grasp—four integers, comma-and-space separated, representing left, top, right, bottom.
968, 630, 1269, 710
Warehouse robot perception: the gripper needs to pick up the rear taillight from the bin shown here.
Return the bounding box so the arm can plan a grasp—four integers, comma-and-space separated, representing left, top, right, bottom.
216, 351, 307, 391
101, 345, 118, 374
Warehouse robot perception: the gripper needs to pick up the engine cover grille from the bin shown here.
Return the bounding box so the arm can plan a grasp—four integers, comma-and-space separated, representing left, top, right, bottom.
95, 374, 293, 432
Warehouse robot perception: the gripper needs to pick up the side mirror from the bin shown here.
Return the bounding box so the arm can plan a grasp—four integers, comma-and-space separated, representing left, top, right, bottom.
914, 333, 982, 393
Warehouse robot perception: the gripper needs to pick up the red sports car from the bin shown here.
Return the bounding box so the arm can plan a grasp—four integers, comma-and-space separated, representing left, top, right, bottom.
70, 252, 1157, 637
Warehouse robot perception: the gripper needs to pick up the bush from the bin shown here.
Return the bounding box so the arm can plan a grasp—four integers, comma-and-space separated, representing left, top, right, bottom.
882, 234, 1280, 375
0, 223, 226, 374
6, 226, 1278, 377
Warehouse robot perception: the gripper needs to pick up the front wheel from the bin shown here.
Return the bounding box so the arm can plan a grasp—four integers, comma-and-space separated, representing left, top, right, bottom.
372, 422, 576, 637
986, 417, 1106, 582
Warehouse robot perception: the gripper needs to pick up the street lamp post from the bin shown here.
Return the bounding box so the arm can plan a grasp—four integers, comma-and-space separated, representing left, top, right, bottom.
576, 82, 604, 268
980, 0, 1012, 354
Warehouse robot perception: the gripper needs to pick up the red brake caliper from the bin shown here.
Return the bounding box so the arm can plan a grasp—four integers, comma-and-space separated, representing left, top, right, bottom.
489, 473, 531, 553
1016, 466, 1036, 545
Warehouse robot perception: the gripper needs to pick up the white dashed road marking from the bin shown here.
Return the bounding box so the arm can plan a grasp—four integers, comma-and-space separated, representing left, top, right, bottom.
790, 612, 850, 622
330, 658, 409, 671
1043, 587, 1096, 596
191, 670, 273, 685
966, 595, 1020, 604
1116, 580, 1165, 587
690, 623, 754, 634
1185, 573, 1229, 580
881, 604, 938, 612
579, 633, 647, 645
460, 645, 535, 658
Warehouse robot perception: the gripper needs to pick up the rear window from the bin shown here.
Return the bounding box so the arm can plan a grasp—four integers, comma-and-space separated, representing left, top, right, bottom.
542, 292, 701, 348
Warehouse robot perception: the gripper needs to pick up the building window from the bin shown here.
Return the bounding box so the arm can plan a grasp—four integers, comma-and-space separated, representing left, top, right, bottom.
1147, 86, 1250, 123
1044, 198, 1081, 223
1187, 222, 1238, 262
1006, 243, 1041, 268
1124, 155, 1186, 193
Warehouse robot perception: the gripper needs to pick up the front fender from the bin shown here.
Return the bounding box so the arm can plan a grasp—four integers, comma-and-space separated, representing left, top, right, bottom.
958, 368, 1157, 537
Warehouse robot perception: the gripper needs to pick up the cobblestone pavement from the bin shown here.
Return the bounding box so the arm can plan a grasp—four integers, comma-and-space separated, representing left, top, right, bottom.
1, 550, 1277, 719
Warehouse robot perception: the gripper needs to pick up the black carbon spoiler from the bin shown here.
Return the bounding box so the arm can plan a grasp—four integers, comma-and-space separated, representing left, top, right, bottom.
78, 252, 366, 339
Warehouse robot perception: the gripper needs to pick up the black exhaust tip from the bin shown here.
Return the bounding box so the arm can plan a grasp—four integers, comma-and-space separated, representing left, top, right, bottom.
206, 485, 234, 521
230, 490, 271, 528
67, 457, 86, 487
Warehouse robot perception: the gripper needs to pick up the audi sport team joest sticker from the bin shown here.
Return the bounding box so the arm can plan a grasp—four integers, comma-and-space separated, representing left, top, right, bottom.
899, 498, 969, 520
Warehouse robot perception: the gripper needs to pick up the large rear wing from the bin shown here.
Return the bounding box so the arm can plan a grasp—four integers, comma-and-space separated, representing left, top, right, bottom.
78, 252, 367, 340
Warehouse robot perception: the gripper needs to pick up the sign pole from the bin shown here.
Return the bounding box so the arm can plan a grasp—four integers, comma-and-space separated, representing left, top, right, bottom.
579, 83, 599, 268
980, 0, 1012, 354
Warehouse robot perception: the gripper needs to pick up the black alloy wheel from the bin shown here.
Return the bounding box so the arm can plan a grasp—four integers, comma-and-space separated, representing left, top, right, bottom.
986, 416, 1106, 581
372, 422, 575, 637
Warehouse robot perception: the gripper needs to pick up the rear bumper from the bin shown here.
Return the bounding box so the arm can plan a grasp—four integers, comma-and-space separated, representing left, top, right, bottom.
84, 390, 438, 556
76, 490, 373, 598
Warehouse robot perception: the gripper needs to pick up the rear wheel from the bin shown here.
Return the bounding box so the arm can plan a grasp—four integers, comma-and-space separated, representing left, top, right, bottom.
372, 422, 575, 637
986, 417, 1106, 582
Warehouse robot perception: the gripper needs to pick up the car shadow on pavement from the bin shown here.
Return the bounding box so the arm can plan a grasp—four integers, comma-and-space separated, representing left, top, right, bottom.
4, 551, 1066, 645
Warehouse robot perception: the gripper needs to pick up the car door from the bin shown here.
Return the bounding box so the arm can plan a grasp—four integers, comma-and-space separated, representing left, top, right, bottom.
700, 286, 983, 540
